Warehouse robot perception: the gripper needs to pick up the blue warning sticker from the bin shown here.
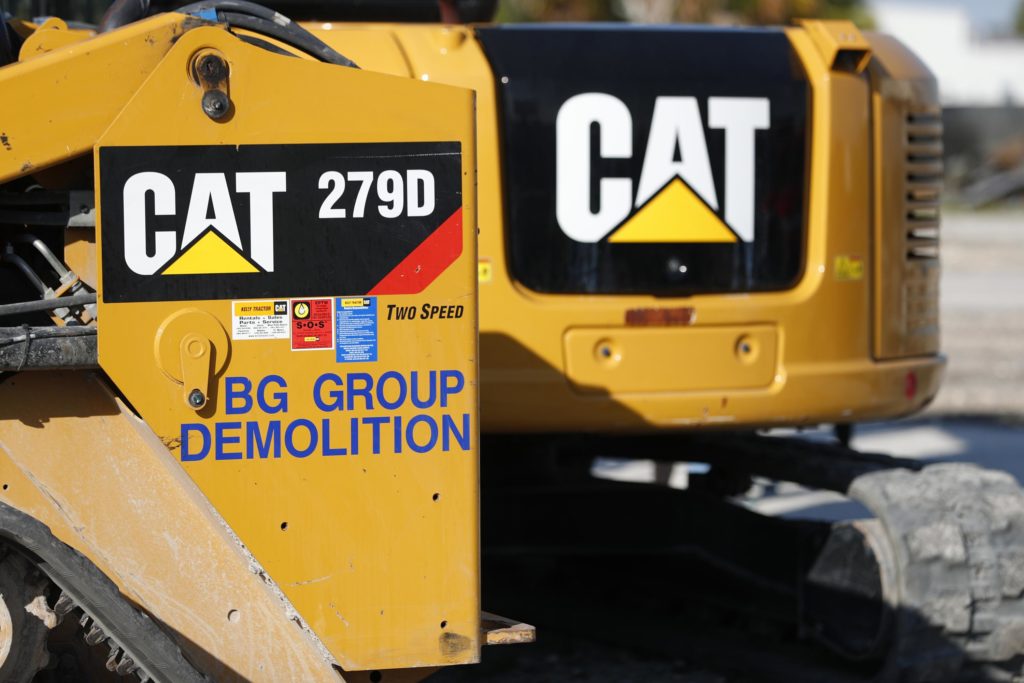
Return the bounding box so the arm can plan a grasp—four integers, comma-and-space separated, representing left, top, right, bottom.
335, 297, 378, 363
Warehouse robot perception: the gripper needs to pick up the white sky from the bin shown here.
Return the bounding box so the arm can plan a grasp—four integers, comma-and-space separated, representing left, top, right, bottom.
870, 0, 1019, 35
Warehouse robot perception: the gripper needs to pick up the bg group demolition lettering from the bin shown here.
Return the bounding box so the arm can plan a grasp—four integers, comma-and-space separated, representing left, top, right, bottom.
180, 370, 469, 461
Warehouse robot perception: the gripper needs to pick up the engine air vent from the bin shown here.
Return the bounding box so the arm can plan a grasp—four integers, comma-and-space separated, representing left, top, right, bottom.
904, 111, 943, 261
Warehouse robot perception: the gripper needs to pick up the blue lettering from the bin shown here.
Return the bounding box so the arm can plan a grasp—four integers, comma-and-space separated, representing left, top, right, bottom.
314, 373, 344, 412
284, 419, 317, 457
410, 371, 437, 409
364, 416, 388, 455
347, 372, 373, 411
322, 418, 347, 456
440, 370, 464, 407
215, 421, 242, 460
377, 371, 407, 410
442, 413, 471, 452
393, 415, 403, 454
181, 423, 210, 461
258, 375, 288, 414
247, 421, 281, 459
225, 377, 253, 415
406, 415, 438, 454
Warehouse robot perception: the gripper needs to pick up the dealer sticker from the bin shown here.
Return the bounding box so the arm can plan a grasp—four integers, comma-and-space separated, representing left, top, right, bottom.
232, 300, 289, 340
335, 297, 378, 363
291, 298, 334, 350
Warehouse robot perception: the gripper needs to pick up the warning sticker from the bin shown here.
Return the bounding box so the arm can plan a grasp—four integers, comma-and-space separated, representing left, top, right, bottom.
291, 298, 334, 351
335, 297, 378, 363
232, 300, 289, 340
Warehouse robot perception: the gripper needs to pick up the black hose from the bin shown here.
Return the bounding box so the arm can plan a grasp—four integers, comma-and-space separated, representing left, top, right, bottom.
0, 325, 97, 350
177, 0, 284, 22
99, 0, 151, 32
218, 11, 357, 66
99, 0, 358, 67
0, 293, 97, 318
175, 0, 358, 67
235, 33, 295, 57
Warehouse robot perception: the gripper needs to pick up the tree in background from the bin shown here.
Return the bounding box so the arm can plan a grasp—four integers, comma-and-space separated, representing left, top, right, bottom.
498, 0, 873, 26
1016, 0, 1024, 36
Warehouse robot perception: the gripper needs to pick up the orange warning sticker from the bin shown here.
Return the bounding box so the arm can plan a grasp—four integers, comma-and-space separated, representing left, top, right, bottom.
290, 298, 333, 351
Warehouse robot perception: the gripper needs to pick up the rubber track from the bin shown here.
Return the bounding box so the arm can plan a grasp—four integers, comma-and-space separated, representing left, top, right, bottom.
849, 463, 1024, 682
0, 502, 207, 683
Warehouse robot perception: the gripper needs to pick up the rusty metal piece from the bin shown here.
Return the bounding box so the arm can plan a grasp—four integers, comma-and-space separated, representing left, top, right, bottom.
480, 612, 535, 646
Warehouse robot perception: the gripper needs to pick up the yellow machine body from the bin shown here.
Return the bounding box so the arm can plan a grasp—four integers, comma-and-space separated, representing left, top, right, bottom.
305, 20, 944, 433
0, 12, 482, 679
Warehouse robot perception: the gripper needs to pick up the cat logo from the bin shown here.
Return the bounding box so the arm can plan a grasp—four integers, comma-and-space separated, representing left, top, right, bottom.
555, 93, 769, 244
121, 171, 286, 275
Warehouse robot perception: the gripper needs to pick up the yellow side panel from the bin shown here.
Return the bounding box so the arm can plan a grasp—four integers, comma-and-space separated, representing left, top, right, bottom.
95, 26, 478, 671
0, 373, 342, 682
564, 326, 777, 394
300, 25, 414, 76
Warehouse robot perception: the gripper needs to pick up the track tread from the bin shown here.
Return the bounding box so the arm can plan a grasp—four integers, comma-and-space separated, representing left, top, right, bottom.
849, 463, 1024, 682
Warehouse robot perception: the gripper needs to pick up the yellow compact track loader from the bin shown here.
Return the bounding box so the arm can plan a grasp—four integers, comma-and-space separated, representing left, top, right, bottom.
0, 4, 531, 681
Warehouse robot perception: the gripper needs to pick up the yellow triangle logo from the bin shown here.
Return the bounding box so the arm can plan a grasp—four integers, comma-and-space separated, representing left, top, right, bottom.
162, 231, 260, 275
608, 178, 738, 243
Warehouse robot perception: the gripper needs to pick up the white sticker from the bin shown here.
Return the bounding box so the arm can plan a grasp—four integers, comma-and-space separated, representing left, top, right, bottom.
232, 300, 289, 340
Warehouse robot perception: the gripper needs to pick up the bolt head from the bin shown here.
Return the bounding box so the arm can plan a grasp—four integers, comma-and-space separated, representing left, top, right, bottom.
197, 54, 228, 82
188, 389, 206, 408
201, 90, 231, 120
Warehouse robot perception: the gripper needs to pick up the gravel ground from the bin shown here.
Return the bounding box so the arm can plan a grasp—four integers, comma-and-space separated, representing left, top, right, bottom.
928, 208, 1024, 416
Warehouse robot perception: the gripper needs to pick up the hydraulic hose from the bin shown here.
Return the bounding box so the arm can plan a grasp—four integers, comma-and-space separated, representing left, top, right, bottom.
0, 293, 97, 318
177, 0, 358, 67
100, 0, 358, 67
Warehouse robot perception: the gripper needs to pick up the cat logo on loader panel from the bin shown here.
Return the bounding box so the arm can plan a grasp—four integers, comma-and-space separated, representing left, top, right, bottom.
122, 171, 286, 275
556, 94, 769, 244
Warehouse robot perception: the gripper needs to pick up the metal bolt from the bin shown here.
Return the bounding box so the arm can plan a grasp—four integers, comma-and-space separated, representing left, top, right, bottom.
201, 90, 231, 120
739, 342, 752, 355
197, 54, 229, 83
188, 389, 206, 408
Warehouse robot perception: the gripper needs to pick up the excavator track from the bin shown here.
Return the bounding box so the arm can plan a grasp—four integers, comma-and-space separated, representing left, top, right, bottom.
482, 433, 1024, 681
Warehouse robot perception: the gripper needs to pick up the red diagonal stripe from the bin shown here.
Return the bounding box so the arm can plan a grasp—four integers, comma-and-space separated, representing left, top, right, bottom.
368, 208, 463, 295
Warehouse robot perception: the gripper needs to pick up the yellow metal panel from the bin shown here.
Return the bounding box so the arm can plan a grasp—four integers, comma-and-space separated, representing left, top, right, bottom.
301, 25, 414, 76
95, 26, 478, 671
866, 32, 942, 359
0, 14, 194, 183
795, 19, 872, 73
564, 326, 777, 395
0, 372, 343, 682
